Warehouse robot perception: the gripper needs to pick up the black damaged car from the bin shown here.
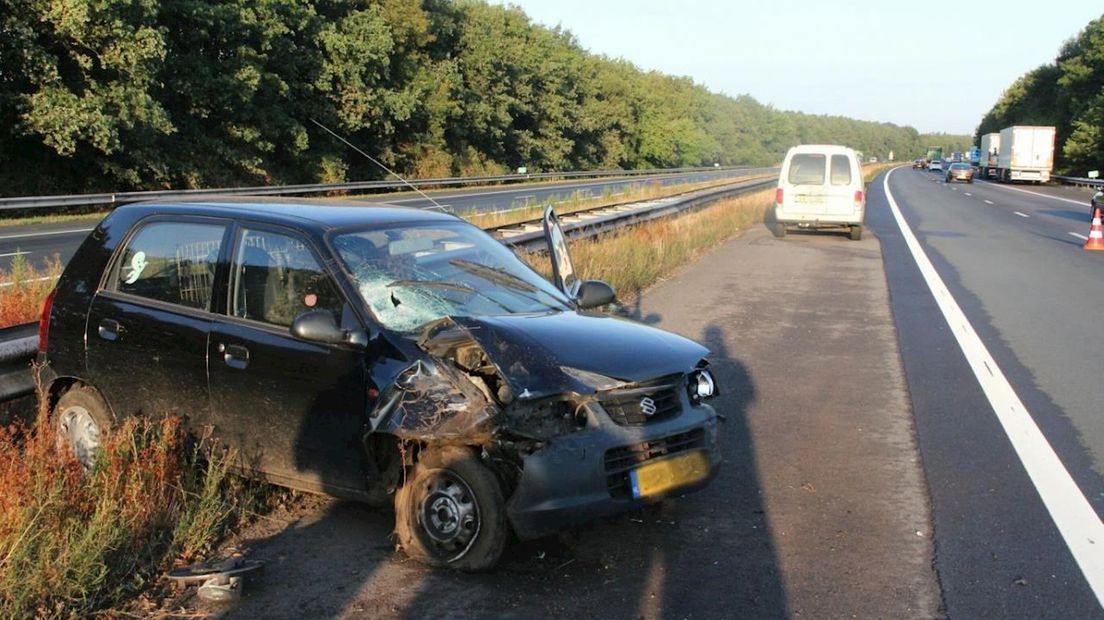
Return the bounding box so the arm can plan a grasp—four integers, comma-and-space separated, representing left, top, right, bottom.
38, 198, 721, 569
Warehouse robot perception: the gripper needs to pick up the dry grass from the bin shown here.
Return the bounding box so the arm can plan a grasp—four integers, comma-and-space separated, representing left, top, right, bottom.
0, 212, 107, 229
464, 176, 771, 229
526, 189, 774, 300
0, 254, 62, 328
0, 388, 263, 618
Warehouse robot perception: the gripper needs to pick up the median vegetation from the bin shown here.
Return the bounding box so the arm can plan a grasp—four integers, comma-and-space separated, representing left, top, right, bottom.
2, 0, 964, 198
0, 254, 60, 328
0, 399, 263, 618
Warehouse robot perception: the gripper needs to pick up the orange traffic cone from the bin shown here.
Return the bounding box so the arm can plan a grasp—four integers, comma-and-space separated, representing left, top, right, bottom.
1086, 206, 1104, 252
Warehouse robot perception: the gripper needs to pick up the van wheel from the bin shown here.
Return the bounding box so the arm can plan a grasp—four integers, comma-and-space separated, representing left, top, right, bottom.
55, 385, 112, 471
849, 225, 863, 241
394, 446, 507, 571
773, 223, 787, 238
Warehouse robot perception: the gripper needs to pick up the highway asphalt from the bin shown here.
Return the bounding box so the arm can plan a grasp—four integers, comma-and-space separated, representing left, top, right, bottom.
0, 168, 769, 274
871, 167, 1103, 617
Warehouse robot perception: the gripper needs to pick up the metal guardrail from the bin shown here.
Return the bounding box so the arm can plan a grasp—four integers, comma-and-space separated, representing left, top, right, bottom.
0, 174, 777, 404
1054, 175, 1103, 188
0, 165, 755, 212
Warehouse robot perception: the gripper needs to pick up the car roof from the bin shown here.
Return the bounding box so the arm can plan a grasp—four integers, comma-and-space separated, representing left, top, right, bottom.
787, 144, 856, 154
112, 196, 459, 230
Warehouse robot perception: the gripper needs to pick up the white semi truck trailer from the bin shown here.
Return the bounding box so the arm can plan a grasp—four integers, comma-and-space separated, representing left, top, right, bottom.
996, 126, 1055, 183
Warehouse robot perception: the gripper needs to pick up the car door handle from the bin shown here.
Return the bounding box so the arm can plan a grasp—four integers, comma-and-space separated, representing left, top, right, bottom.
221, 343, 250, 370
97, 318, 124, 341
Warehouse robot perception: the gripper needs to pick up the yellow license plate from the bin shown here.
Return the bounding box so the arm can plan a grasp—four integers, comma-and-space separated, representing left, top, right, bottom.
795, 195, 824, 204
630, 450, 710, 499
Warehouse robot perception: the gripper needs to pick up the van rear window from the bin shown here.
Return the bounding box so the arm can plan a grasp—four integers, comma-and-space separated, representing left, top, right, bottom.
830, 155, 852, 185
787, 154, 825, 185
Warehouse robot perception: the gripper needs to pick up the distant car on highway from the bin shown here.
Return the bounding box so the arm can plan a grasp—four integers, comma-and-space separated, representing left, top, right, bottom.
774, 144, 866, 240
913, 158, 926, 169
928, 158, 943, 173
945, 162, 974, 183
37, 198, 721, 570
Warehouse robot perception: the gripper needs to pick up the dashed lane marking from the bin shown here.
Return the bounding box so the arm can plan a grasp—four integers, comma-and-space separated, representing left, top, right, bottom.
1015, 212, 1030, 218
1070, 232, 1089, 241
985, 200, 995, 205
885, 167, 1104, 607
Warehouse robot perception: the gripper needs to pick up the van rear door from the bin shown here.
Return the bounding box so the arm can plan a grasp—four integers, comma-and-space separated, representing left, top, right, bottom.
824, 154, 858, 217
787, 153, 828, 215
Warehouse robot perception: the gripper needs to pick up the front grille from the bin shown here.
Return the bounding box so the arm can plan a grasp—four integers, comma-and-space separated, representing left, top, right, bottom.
604, 428, 706, 499
600, 376, 683, 425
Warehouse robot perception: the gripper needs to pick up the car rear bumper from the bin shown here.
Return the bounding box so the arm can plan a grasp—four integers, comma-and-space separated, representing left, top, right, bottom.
506, 402, 721, 540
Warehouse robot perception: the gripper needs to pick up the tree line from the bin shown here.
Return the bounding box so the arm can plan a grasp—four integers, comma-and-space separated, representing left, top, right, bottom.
1, 0, 967, 197
975, 14, 1103, 176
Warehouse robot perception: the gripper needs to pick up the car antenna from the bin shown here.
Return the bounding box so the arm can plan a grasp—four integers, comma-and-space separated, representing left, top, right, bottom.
310, 118, 449, 212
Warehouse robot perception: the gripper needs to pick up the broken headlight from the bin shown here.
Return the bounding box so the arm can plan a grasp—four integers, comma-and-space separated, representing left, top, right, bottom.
688, 368, 716, 402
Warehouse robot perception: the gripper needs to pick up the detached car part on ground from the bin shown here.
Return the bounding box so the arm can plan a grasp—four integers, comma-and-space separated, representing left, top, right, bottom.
38, 199, 721, 570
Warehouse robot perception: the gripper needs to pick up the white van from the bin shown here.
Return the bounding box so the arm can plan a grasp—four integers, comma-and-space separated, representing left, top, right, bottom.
774, 144, 866, 240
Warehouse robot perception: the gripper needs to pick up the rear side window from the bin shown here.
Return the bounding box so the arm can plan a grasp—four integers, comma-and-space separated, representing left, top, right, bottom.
787, 154, 825, 185
232, 228, 344, 327
115, 222, 225, 311
830, 155, 853, 185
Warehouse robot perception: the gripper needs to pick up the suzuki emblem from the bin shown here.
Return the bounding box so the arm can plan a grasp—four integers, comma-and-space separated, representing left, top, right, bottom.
640, 397, 657, 417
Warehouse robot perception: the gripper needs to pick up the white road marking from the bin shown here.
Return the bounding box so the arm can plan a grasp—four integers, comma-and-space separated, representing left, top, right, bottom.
0, 227, 95, 241
964, 193, 972, 197
884, 167, 1104, 606
1070, 232, 1089, 241
0, 250, 30, 257
989, 183, 1089, 206
985, 200, 995, 205
0, 275, 55, 288
1014, 211, 1030, 218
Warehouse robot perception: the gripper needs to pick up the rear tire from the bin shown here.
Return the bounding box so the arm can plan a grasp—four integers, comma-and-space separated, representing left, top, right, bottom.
849, 225, 863, 241
773, 223, 787, 238
394, 446, 508, 571
54, 385, 113, 471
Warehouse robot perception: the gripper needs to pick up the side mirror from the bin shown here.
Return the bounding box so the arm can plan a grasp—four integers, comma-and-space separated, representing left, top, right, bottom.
576, 279, 616, 310
291, 310, 368, 348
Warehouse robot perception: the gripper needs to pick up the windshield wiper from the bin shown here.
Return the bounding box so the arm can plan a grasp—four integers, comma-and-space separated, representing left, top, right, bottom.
449, 259, 538, 293
387, 277, 515, 313
387, 279, 475, 293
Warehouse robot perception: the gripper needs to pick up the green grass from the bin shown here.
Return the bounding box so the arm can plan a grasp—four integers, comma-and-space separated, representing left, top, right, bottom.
0, 212, 107, 230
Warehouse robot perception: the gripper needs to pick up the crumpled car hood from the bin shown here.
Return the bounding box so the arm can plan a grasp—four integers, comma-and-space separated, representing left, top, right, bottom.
446, 311, 709, 399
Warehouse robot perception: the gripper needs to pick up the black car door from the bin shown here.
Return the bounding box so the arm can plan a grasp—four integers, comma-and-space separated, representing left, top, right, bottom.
85, 218, 228, 426
207, 225, 370, 495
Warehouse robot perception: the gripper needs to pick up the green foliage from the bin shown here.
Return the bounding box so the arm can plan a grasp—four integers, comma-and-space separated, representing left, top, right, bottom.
976, 15, 1104, 175
1, 0, 961, 197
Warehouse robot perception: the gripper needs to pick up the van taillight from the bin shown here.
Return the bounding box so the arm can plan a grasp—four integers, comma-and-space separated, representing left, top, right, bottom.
775, 188, 784, 204
854, 190, 864, 204
38, 288, 56, 353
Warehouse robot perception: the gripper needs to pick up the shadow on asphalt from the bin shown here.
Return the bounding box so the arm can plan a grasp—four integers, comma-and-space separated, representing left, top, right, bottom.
211, 308, 786, 618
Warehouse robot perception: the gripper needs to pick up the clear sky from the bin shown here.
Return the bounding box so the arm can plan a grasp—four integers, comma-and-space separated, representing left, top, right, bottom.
488, 1, 1102, 136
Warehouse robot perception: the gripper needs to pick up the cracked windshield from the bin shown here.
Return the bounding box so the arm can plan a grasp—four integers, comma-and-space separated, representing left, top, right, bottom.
334, 223, 568, 332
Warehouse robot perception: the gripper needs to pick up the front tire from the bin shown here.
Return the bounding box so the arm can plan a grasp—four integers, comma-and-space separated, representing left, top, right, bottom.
394, 447, 508, 571
55, 385, 113, 470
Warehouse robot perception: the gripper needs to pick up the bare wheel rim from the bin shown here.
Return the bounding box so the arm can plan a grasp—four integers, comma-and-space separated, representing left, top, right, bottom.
57, 405, 100, 469
416, 470, 481, 560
